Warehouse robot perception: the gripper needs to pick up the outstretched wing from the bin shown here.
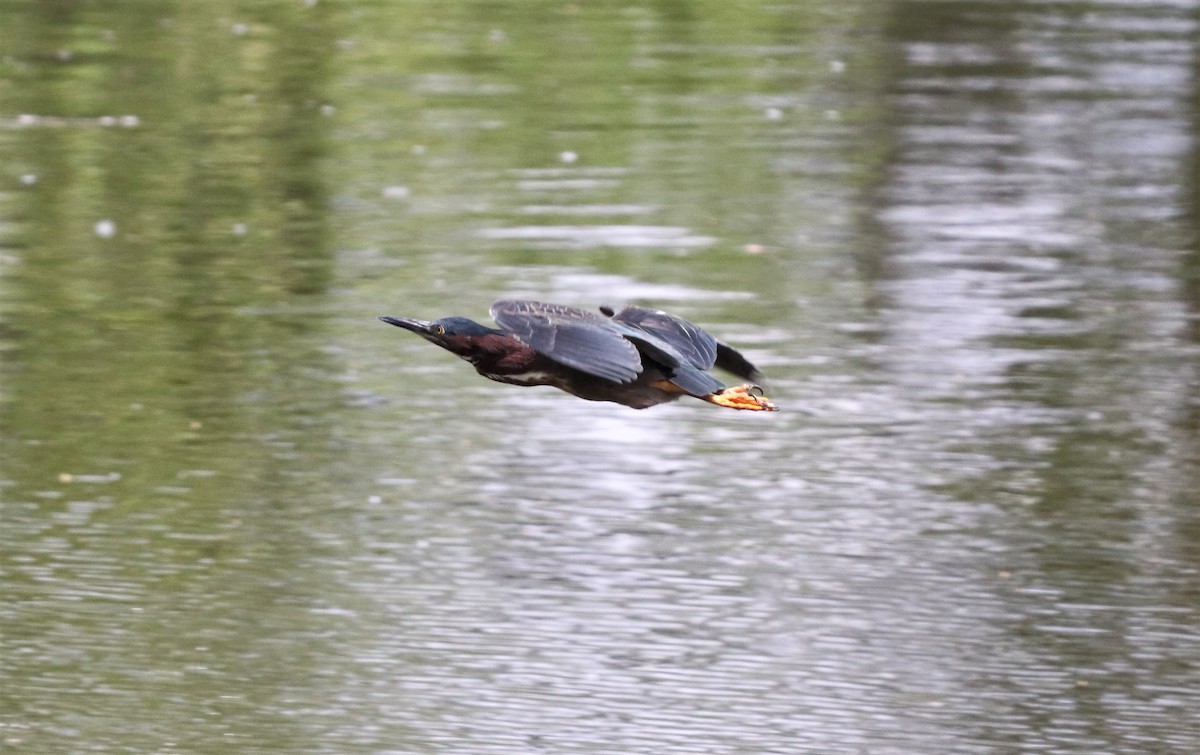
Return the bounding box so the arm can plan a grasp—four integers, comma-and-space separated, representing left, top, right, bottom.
606, 303, 767, 386
603, 304, 718, 370
490, 300, 642, 383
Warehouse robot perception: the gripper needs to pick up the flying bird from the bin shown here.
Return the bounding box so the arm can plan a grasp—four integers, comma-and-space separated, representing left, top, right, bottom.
379, 300, 776, 411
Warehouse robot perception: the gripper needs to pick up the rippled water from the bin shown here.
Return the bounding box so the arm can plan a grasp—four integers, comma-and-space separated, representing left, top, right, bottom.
2, 1, 1198, 753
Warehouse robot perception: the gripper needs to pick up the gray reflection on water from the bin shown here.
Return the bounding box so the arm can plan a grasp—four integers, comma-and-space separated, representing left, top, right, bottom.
870, 1, 1200, 751
334, 400, 979, 753
479, 224, 716, 249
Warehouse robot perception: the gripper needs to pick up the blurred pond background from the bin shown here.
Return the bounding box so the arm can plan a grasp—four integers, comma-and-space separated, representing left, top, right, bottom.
2, 0, 1198, 753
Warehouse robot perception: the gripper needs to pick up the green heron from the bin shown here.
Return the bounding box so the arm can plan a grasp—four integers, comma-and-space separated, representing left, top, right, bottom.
379, 300, 777, 411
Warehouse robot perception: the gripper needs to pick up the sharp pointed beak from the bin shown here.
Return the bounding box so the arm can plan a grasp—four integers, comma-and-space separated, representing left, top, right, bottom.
379, 316, 436, 336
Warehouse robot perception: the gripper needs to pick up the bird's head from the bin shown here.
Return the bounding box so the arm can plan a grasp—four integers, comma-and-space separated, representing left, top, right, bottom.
379, 315, 499, 357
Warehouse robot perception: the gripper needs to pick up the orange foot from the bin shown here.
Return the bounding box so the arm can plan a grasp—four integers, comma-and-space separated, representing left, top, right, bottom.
704, 384, 778, 412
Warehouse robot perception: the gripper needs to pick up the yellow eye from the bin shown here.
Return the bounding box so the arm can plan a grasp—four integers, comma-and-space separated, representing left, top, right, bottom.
434, 324, 445, 335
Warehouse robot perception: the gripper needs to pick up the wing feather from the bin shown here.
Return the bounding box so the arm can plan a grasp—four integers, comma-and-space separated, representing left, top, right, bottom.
605, 304, 718, 370
490, 300, 642, 383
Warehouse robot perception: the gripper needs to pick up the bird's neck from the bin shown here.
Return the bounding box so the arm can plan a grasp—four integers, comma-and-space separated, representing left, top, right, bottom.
462, 334, 542, 376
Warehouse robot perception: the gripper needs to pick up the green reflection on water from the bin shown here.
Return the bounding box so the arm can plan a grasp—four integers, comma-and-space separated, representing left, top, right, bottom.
0, 4, 355, 749
0, 1, 879, 750
1, 0, 339, 493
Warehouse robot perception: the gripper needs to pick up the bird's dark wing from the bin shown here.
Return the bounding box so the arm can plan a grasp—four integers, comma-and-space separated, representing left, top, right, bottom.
608, 303, 767, 386
490, 300, 642, 383
603, 304, 719, 371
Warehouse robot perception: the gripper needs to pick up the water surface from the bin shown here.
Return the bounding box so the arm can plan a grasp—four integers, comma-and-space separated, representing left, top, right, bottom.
2, 1, 1198, 753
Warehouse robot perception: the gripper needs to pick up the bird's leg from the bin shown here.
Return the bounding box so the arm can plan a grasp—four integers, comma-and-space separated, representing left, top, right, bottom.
705, 384, 778, 411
